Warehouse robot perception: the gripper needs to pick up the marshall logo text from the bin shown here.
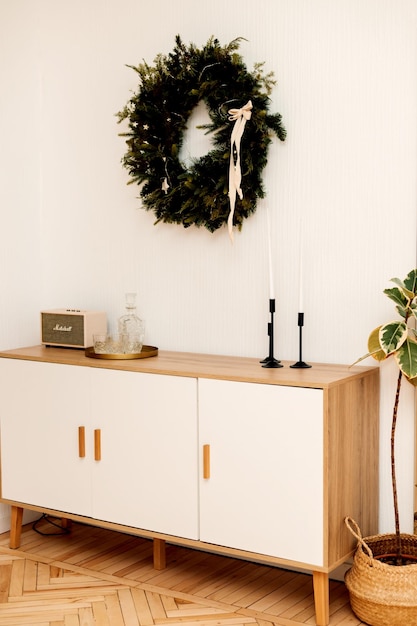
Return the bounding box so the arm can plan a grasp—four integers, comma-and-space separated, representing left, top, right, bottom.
53, 324, 73, 332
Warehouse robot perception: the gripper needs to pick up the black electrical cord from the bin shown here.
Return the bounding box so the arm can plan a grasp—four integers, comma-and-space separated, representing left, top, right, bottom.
32, 513, 71, 536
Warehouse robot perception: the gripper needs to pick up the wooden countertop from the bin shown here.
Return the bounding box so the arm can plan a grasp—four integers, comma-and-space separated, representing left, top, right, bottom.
0, 345, 378, 389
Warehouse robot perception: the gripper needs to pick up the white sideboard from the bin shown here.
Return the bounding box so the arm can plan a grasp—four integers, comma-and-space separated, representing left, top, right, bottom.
0, 346, 379, 626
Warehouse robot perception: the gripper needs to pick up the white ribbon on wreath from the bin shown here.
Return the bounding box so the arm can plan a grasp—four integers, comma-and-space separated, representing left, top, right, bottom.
227, 100, 253, 241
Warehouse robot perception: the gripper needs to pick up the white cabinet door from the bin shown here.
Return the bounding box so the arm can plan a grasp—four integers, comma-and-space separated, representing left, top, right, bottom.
199, 378, 324, 565
0, 359, 199, 541
0, 359, 92, 515
90, 368, 199, 539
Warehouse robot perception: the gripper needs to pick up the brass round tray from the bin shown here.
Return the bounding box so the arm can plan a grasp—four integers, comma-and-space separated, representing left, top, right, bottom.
85, 345, 158, 360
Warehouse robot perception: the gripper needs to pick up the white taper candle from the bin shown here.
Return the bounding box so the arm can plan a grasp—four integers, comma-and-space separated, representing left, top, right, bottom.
298, 219, 303, 312
266, 207, 275, 300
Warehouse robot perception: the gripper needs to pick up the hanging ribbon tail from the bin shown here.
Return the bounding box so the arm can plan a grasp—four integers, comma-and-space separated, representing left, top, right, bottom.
227, 200, 235, 243
227, 100, 252, 242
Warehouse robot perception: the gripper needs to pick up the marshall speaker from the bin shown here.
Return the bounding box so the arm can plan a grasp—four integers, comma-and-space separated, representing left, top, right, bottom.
41, 309, 107, 348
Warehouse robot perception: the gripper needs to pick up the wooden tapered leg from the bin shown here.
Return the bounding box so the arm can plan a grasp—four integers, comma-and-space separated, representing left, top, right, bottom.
153, 538, 166, 570
312, 571, 329, 626
9, 506, 23, 549
61, 518, 72, 530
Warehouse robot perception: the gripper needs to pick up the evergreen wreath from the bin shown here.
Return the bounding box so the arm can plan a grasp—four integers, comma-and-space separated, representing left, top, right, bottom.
117, 36, 286, 233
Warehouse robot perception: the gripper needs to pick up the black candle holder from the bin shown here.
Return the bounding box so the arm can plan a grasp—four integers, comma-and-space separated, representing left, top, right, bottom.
260, 299, 283, 368
290, 312, 311, 368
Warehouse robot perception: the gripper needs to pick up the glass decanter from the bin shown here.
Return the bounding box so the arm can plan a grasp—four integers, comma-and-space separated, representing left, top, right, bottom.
118, 292, 145, 353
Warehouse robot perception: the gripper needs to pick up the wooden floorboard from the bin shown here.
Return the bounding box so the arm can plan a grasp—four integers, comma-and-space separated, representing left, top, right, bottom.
0, 517, 366, 625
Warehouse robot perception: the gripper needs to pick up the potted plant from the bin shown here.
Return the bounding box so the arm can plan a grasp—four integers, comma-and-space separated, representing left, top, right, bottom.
344, 268, 417, 626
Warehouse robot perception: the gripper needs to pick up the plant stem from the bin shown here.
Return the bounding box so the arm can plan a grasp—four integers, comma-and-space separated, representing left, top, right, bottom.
391, 369, 403, 564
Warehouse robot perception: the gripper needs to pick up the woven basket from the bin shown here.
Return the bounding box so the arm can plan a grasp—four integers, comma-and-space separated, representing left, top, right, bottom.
344, 517, 417, 626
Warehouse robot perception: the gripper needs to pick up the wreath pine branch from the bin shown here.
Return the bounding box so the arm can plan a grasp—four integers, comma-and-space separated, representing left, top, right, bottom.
117, 35, 286, 233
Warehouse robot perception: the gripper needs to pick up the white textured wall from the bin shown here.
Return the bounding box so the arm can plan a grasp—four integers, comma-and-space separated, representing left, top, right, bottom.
0, 0, 416, 534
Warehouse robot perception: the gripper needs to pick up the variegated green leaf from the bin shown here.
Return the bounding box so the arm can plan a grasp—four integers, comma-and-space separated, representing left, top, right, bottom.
395, 305, 409, 319
367, 326, 387, 361
403, 288, 415, 301
383, 287, 409, 312
379, 321, 408, 355
394, 338, 417, 379
403, 269, 417, 295
389, 277, 405, 289
390, 276, 415, 301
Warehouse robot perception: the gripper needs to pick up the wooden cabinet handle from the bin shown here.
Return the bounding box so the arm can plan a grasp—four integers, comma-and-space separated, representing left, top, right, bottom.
94, 429, 101, 461
78, 426, 86, 458
203, 444, 210, 479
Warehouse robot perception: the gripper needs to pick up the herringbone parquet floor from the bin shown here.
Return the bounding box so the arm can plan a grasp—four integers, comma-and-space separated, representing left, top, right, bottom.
0, 517, 366, 626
